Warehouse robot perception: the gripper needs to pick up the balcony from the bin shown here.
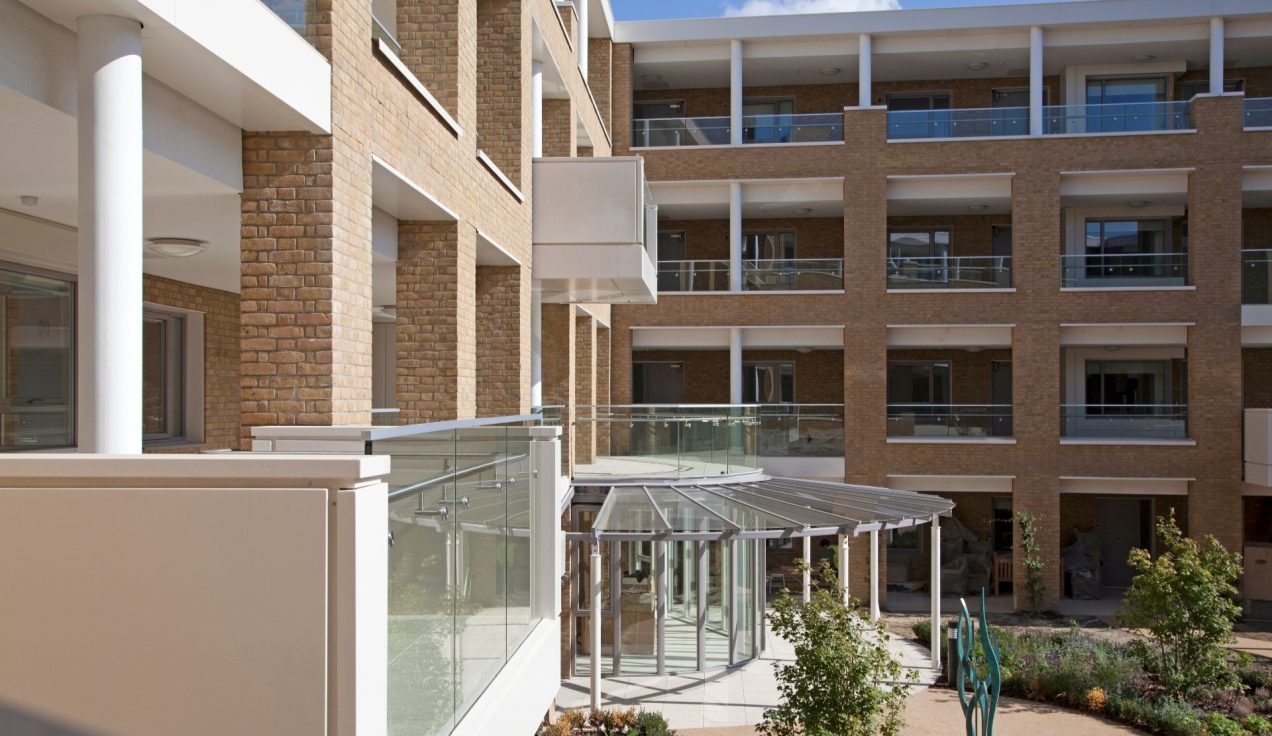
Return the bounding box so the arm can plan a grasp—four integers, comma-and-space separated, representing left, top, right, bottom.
657, 258, 844, 293
1043, 101, 1192, 135
1245, 249, 1272, 305
1061, 404, 1188, 441
886, 107, 1029, 140
572, 405, 759, 481
887, 256, 1012, 290
532, 157, 658, 304
1060, 252, 1188, 288
887, 404, 1013, 439
631, 114, 843, 148
1247, 97, 1272, 129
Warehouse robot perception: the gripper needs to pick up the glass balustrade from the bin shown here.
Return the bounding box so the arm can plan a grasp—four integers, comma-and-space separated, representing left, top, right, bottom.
1061, 404, 1188, 440
886, 404, 1014, 439
1043, 101, 1192, 134
742, 113, 843, 144
1244, 249, 1272, 305
657, 260, 730, 292
755, 404, 845, 456
1245, 97, 1272, 129
572, 405, 759, 479
886, 256, 1012, 289
631, 117, 731, 147
887, 106, 1030, 139
1060, 252, 1188, 287
743, 259, 843, 291
379, 418, 540, 735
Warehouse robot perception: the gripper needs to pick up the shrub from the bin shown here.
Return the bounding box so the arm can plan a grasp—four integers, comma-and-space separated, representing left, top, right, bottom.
635, 710, 676, 736
1141, 698, 1205, 736
1204, 713, 1246, 736
760, 560, 915, 736
1118, 511, 1243, 698
1086, 687, 1107, 712
1016, 513, 1046, 615
911, 620, 931, 646
1245, 714, 1272, 736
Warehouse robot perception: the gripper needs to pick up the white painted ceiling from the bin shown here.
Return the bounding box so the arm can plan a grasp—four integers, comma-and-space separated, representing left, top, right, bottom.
0, 86, 241, 292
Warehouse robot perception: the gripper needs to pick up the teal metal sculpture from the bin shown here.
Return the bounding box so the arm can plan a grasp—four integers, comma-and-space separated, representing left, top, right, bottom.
956, 588, 1001, 736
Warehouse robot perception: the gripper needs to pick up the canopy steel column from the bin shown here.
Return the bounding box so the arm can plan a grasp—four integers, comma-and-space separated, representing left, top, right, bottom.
697, 541, 708, 671
728, 539, 739, 665
759, 541, 768, 651
1029, 26, 1044, 136
76, 14, 143, 454
858, 34, 872, 107
682, 540, 692, 618
656, 539, 667, 675
729, 40, 743, 145
610, 540, 621, 675
838, 533, 851, 606
590, 539, 602, 710
1210, 18, 1225, 95
802, 535, 812, 604
929, 515, 942, 671
754, 540, 763, 654
869, 529, 880, 621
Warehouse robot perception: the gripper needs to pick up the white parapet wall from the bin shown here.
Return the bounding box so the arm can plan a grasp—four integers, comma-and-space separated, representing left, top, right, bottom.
0, 453, 390, 736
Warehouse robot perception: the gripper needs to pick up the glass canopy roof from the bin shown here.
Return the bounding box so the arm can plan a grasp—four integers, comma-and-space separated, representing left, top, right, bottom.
588, 476, 954, 540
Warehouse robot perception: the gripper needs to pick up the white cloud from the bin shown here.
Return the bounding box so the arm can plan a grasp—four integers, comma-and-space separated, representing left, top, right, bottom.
722, 0, 901, 16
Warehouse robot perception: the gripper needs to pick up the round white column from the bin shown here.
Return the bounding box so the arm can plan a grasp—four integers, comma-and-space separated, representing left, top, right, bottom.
77, 15, 144, 454
531, 61, 544, 158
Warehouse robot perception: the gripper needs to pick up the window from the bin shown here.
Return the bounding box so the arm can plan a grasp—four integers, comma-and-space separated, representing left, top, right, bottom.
1083, 359, 1184, 411
1085, 76, 1169, 132
1176, 78, 1243, 101
887, 362, 950, 406
0, 265, 74, 451
743, 230, 796, 261
633, 100, 684, 120
143, 311, 185, 442
888, 228, 951, 260
886, 92, 951, 111
742, 362, 793, 404
991, 497, 1013, 552
633, 362, 684, 404
1081, 218, 1181, 282
1086, 76, 1166, 105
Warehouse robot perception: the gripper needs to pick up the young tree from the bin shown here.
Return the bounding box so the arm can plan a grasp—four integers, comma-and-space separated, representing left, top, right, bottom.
760, 560, 915, 736
1119, 510, 1243, 697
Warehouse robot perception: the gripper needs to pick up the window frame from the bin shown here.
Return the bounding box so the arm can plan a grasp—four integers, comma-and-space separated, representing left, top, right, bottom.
0, 261, 77, 452
742, 229, 797, 261
741, 361, 795, 404
142, 309, 186, 443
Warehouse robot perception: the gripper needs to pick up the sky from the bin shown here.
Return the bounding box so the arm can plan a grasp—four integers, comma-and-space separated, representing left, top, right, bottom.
612, 0, 1084, 22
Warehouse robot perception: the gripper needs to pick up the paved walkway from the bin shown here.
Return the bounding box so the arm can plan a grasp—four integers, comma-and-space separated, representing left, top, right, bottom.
555, 622, 936, 731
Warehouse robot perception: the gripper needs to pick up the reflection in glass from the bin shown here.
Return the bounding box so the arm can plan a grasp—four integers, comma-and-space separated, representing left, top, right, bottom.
0, 267, 73, 451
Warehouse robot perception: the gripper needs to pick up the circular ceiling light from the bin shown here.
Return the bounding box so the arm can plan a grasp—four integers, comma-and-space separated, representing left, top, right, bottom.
966, 204, 989, 212
1126, 200, 1150, 209
1132, 54, 1156, 63
965, 61, 989, 71
145, 237, 207, 258
639, 73, 662, 83
792, 207, 814, 216
818, 67, 842, 76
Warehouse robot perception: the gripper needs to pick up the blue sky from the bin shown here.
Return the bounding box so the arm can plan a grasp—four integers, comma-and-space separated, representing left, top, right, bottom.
613, 0, 1078, 22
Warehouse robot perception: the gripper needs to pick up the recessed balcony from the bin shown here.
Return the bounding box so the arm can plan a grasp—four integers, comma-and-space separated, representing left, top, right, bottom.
1043, 100, 1192, 135
886, 106, 1029, 140
887, 256, 1012, 290
1245, 249, 1272, 305
1061, 404, 1189, 441
1060, 343, 1189, 442
631, 113, 844, 148
658, 258, 844, 292
1060, 252, 1188, 288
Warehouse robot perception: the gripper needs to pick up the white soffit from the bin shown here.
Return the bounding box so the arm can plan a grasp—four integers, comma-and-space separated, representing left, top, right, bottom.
886, 324, 1013, 349
887, 475, 1014, 494
1059, 477, 1191, 496
371, 157, 458, 222
1244, 167, 1272, 208
1059, 169, 1190, 207
1059, 323, 1190, 346
477, 231, 521, 267
886, 174, 1012, 216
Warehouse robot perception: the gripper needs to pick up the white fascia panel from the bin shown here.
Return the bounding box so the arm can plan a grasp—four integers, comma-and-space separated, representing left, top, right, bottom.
1059, 170, 1190, 200
741, 326, 844, 349
632, 327, 732, 350
1245, 325, 1272, 347
887, 475, 1015, 494
887, 174, 1012, 203
886, 324, 1013, 348
1059, 323, 1190, 346
1058, 477, 1191, 496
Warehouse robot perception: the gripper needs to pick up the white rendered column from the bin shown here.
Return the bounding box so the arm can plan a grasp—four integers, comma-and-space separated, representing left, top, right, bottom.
858, 34, 872, 107
77, 15, 144, 454
929, 515, 942, 671
590, 541, 602, 709
838, 533, 851, 606
577, 0, 589, 79
729, 328, 743, 405
531, 290, 543, 407
531, 61, 544, 157
869, 529, 880, 621
1029, 26, 1044, 136
802, 535, 812, 604
729, 182, 743, 292
1210, 18, 1225, 95
730, 39, 743, 145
